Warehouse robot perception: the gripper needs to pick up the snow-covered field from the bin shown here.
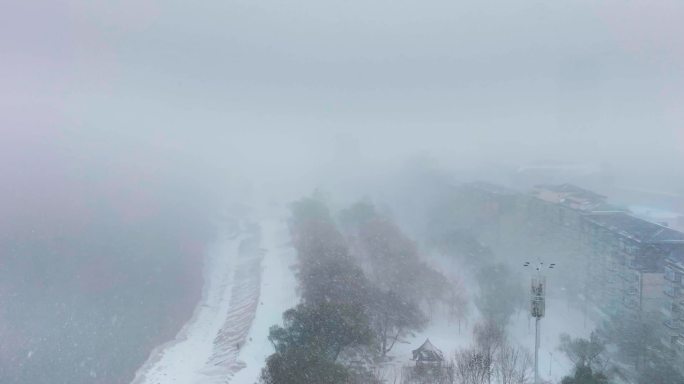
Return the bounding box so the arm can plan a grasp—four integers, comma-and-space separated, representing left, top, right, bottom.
131, 218, 297, 384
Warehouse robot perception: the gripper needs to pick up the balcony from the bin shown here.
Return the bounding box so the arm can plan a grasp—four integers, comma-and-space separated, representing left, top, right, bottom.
665, 287, 683, 299
676, 336, 684, 353
619, 270, 639, 283
664, 268, 681, 283
665, 319, 682, 330
666, 303, 682, 316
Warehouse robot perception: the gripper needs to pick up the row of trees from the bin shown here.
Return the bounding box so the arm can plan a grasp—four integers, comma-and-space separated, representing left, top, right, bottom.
339, 200, 471, 353
263, 195, 534, 383
340, 201, 469, 329
262, 197, 373, 384
262, 197, 440, 384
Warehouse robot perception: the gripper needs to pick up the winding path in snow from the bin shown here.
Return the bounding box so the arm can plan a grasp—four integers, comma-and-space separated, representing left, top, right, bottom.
131, 217, 297, 384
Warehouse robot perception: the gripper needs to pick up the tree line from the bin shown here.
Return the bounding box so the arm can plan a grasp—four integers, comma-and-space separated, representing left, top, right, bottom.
261, 196, 462, 384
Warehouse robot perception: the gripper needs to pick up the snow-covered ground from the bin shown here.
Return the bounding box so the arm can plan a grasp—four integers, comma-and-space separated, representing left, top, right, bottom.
131, 217, 297, 384
508, 298, 594, 383
132, 213, 593, 384
386, 250, 596, 383
387, 297, 593, 383
230, 219, 299, 383
387, 308, 474, 381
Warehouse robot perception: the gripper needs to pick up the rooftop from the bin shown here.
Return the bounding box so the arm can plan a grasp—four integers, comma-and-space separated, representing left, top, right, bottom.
585, 212, 684, 244
535, 183, 607, 201
412, 338, 444, 362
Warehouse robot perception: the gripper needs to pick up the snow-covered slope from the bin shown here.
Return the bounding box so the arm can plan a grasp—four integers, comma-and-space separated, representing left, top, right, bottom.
131, 218, 297, 384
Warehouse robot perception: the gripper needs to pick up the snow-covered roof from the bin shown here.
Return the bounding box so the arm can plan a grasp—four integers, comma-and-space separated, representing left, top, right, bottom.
585, 212, 684, 244
536, 183, 606, 200
412, 338, 444, 362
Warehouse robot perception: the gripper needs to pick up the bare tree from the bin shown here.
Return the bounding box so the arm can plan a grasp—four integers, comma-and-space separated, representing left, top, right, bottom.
495, 344, 533, 384
454, 348, 490, 384
473, 320, 505, 384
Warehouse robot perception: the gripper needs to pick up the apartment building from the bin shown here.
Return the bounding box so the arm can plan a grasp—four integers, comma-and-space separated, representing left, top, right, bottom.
526, 184, 622, 245
663, 252, 684, 369
580, 212, 684, 330
468, 182, 684, 345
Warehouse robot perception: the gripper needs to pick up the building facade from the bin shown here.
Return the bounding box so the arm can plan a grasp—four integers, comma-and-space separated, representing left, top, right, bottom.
663, 253, 684, 371
465, 181, 684, 365
580, 213, 684, 324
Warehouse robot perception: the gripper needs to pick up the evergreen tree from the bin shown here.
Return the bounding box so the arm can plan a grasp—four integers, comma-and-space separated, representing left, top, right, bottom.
561, 365, 609, 384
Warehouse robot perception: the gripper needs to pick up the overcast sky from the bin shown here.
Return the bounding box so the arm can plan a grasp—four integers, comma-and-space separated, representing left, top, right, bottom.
3, 0, 684, 189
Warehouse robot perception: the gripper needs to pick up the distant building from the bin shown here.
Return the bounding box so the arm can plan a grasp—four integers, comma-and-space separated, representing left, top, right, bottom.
662, 251, 684, 373
513, 162, 605, 189
462, 180, 684, 372
581, 212, 684, 325
631, 205, 684, 233
527, 183, 684, 370
534, 183, 608, 211
527, 184, 624, 247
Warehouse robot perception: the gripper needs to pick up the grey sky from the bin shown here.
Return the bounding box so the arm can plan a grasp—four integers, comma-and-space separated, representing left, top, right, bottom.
3, 0, 684, 186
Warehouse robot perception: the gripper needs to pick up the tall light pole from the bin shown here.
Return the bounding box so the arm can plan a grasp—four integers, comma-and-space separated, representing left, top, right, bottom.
524, 261, 555, 384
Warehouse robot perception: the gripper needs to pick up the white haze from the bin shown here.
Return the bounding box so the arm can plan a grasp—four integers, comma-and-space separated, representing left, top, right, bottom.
4, 0, 684, 189
2, 1, 684, 383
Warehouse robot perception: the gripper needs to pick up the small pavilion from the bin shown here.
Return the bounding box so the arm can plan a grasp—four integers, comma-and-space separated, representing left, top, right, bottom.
411, 338, 444, 366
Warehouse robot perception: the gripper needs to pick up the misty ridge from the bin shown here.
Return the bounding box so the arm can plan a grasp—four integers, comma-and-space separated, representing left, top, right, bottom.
2, 1, 684, 384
